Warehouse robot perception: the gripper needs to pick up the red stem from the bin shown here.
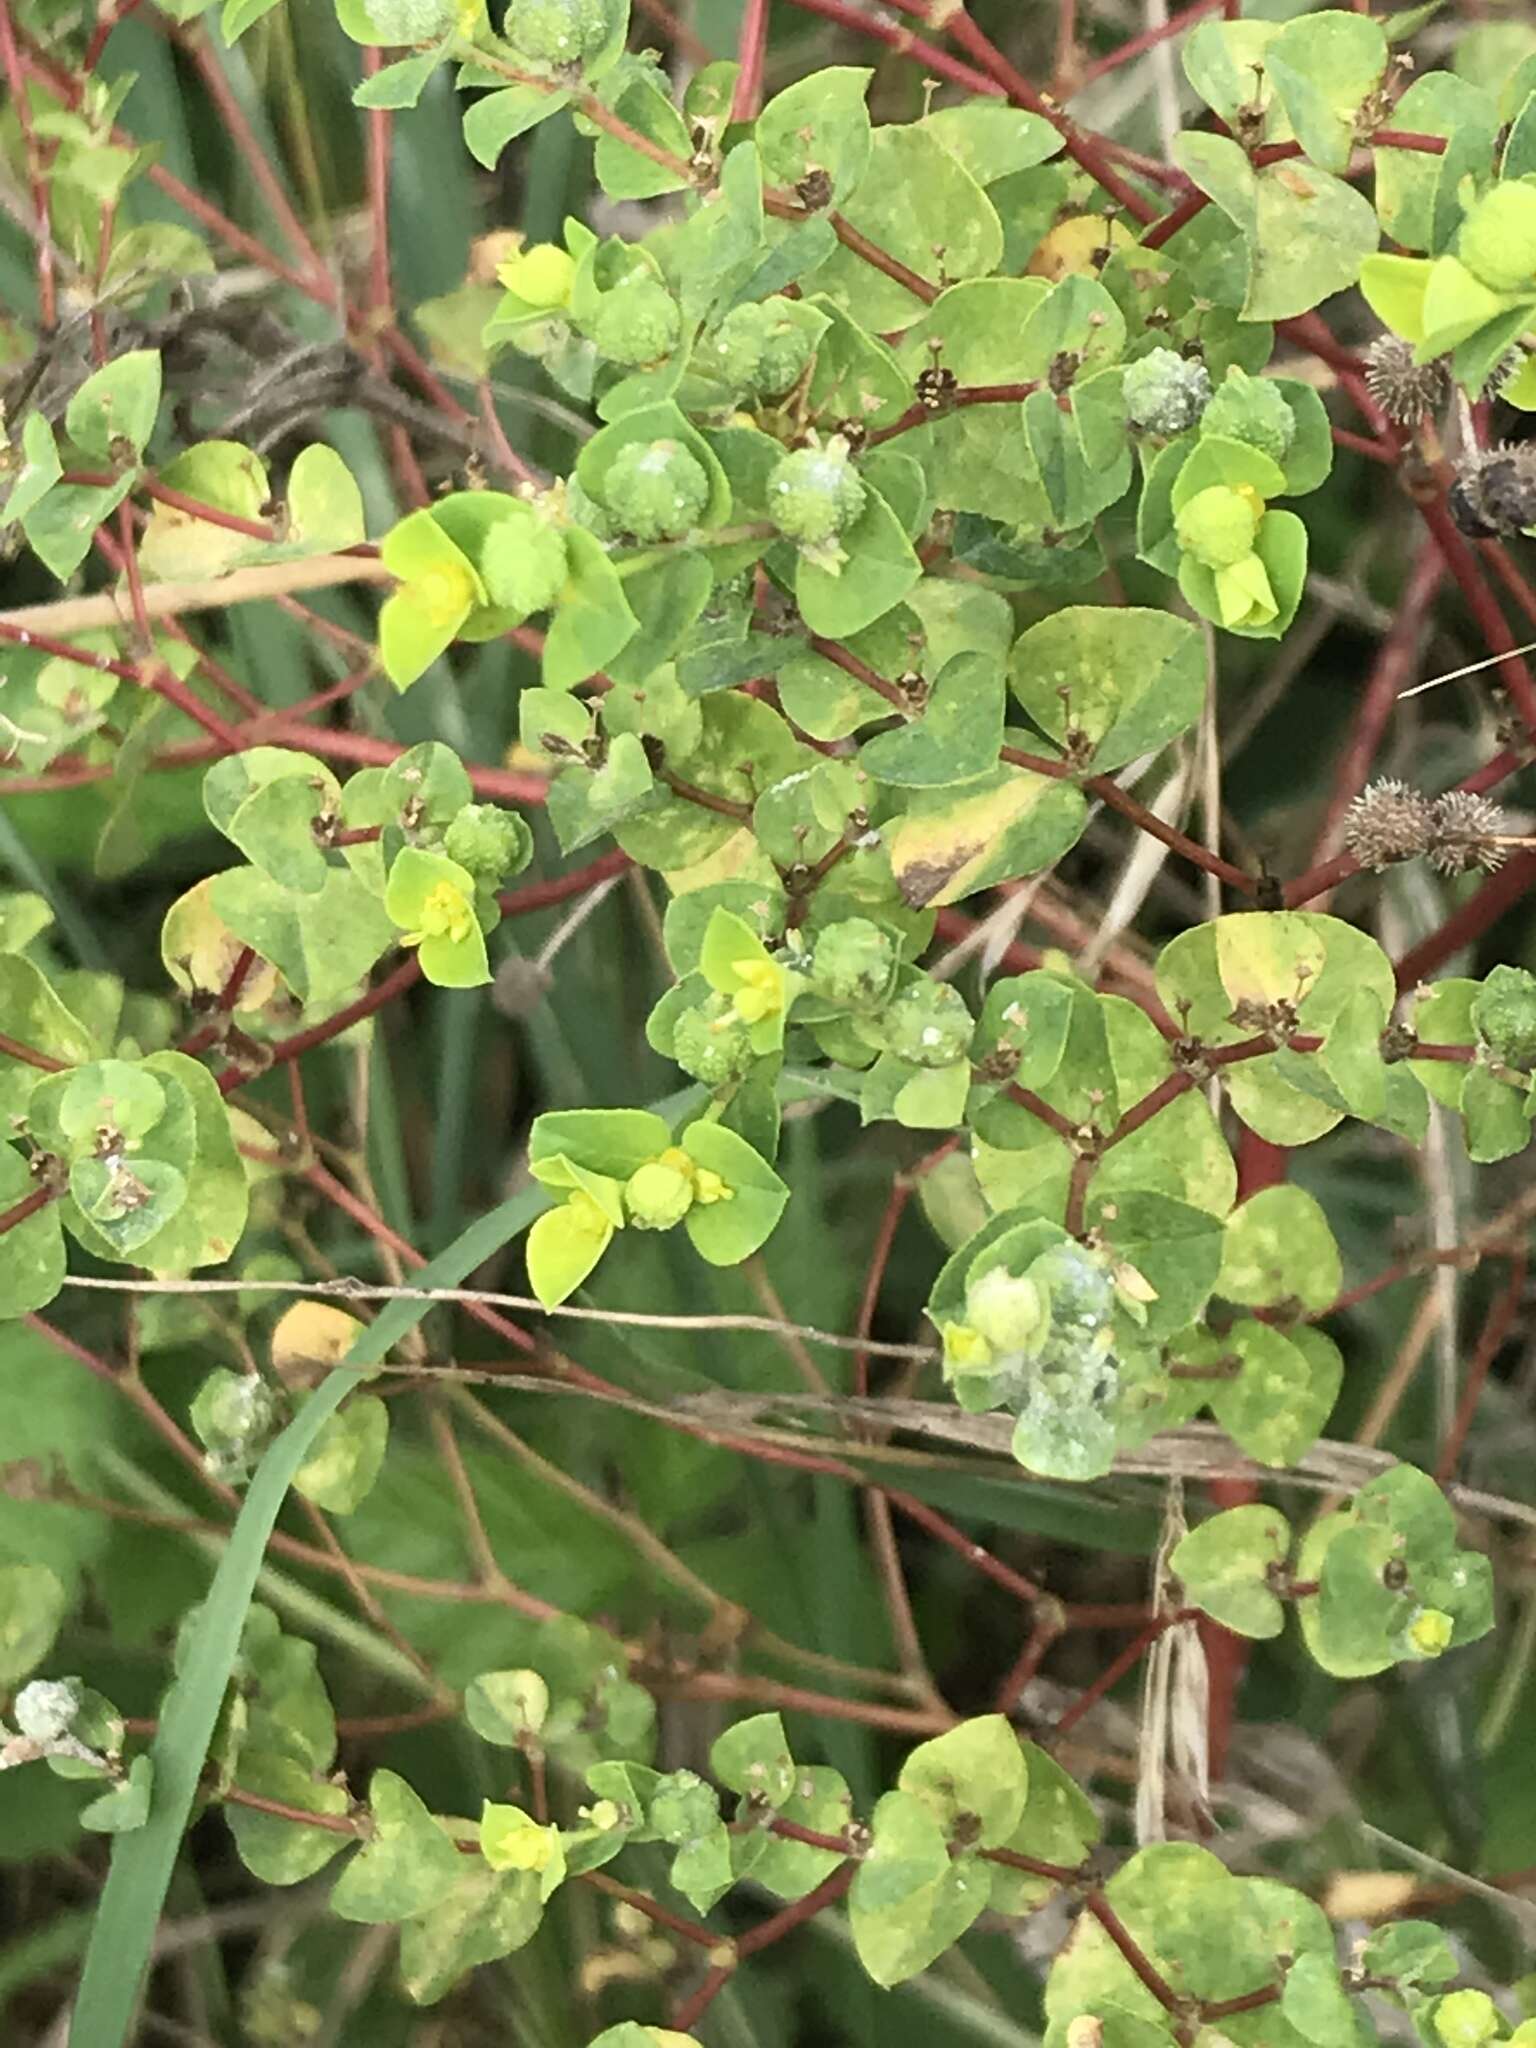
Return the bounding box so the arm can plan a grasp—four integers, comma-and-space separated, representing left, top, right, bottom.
732, 0, 771, 121
1071, 0, 1226, 88
0, 0, 56, 328
1084, 1894, 1184, 2014
1418, 498, 1536, 738
0, 1186, 56, 1238
1395, 853, 1536, 988
0, 1030, 68, 1074
177, 26, 328, 288
781, 0, 1005, 95
1435, 1253, 1526, 1482
885, 0, 1159, 222
1308, 542, 1444, 874
361, 48, 394, 319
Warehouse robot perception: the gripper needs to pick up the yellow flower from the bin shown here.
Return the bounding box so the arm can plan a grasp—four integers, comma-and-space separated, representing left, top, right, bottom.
942, 1322, 996, 1375
692, 1167, 733, 1206
729, 957, 786, 1025
417, 879, 474, 947
1407, 1606, 1454, 1657
415, 558, 479, 626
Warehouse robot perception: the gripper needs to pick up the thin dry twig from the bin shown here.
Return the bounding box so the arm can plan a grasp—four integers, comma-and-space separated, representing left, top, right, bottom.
55, 1273, 938, 1361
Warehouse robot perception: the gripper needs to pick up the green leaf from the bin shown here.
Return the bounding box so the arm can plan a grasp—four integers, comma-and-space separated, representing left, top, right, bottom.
849, 1789, 988, 1986
2, 411, 63, 525
354, 45, 446, 109
595, 69, 692, 198
1008, 607, 1205, 775
0, 1562, 68, 1684
861, 652, 1003, 788
925, 104, 1061, 184
203, 748, 338, 896
987, 1743, 1098, 1914
1157, 911, 1394, 1143
139, 440, 268, 580
1218, 1185, 1341, 1311
804, 295, 911, 433
547, 734, 658, 854
69, 1156, 188, 1256
542, 528, 642, 690
465, 1670, 549, 1746
211, 867, 396, 1009
808, 124, 1003, 333
1170, 1503, 1290, 1638
680, 1120, 789, 1264
793, 481, 921, 637
898, 1715, 1028, 1846
526, 1199, 616, 1307
737, 1764, 852, 1898
399, 1859, 545, 2005
292, 1395, 389, 1514
70, 1182, 553, 2048
1089, 1189, 1224, 1342
1462, 1061, 1530, 1162
1282, 1949, 1357, 2046
1265, 11, 1387, 174
1173, 132, 1378, 319
1378, 74, 1496, 253
80, 1756, 155, 1835
330, 1769, 463, 1923
0, 957, 96, 1122
65, 350, 161, 462
1359, 250, 1432, 343
222, 0, 283, 37
1361, 1920, 1456, 1990
31, 1051, 246, 1274
285, 445, 367, 554
710, 1711, 797, 1806
1300, 1464, 1495, 1677
888, 767, 1088, 910
22, 474, 136, 579
0, 1143, 65, 1318
1182, 17, 1282, 129
530, 1106, 672, 1180
756, 66, 872, 203
463, 85, 570, 168
225, 1751, 351, 1883
1204, 1318, 1342, 1467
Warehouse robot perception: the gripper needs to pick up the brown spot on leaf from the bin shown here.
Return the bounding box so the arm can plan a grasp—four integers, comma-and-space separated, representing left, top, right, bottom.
897, 843, 981, 908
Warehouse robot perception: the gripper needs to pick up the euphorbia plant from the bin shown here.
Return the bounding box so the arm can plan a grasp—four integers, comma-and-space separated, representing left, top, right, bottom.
3, 0, 1536, 2043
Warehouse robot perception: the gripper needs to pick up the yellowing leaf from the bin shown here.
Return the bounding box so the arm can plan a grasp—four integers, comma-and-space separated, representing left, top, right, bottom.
271, 1301, 367, 1386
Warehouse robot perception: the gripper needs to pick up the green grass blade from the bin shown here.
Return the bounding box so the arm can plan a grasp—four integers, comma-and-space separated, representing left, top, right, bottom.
67, 1187, 547, 2048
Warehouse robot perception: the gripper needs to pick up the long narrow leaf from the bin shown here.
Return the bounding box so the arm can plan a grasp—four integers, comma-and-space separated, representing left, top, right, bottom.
68, 1188, 546, 2048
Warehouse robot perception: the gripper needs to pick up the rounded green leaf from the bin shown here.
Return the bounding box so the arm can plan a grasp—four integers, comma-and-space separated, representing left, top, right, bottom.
226, 1749, 351, 1883
0, 1562, 68, 1686
65, 349, 162, 462
526, 1195, 616, 1307
1204, 1318, 1341, 1467
897, 1714, 1028, 1847
285, 444, 366, 553
330, 1768, 463, 1924
1218, 1185, 1342, 1311
679, 1121, 789, 1265
465, 1670, 550, 1746
0, 1144, 65, 1319
756, 66, 872, 204
292, 1394, 389, 1514
1008, 608, 1205, 775
1170, 1503, 1291, 1638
